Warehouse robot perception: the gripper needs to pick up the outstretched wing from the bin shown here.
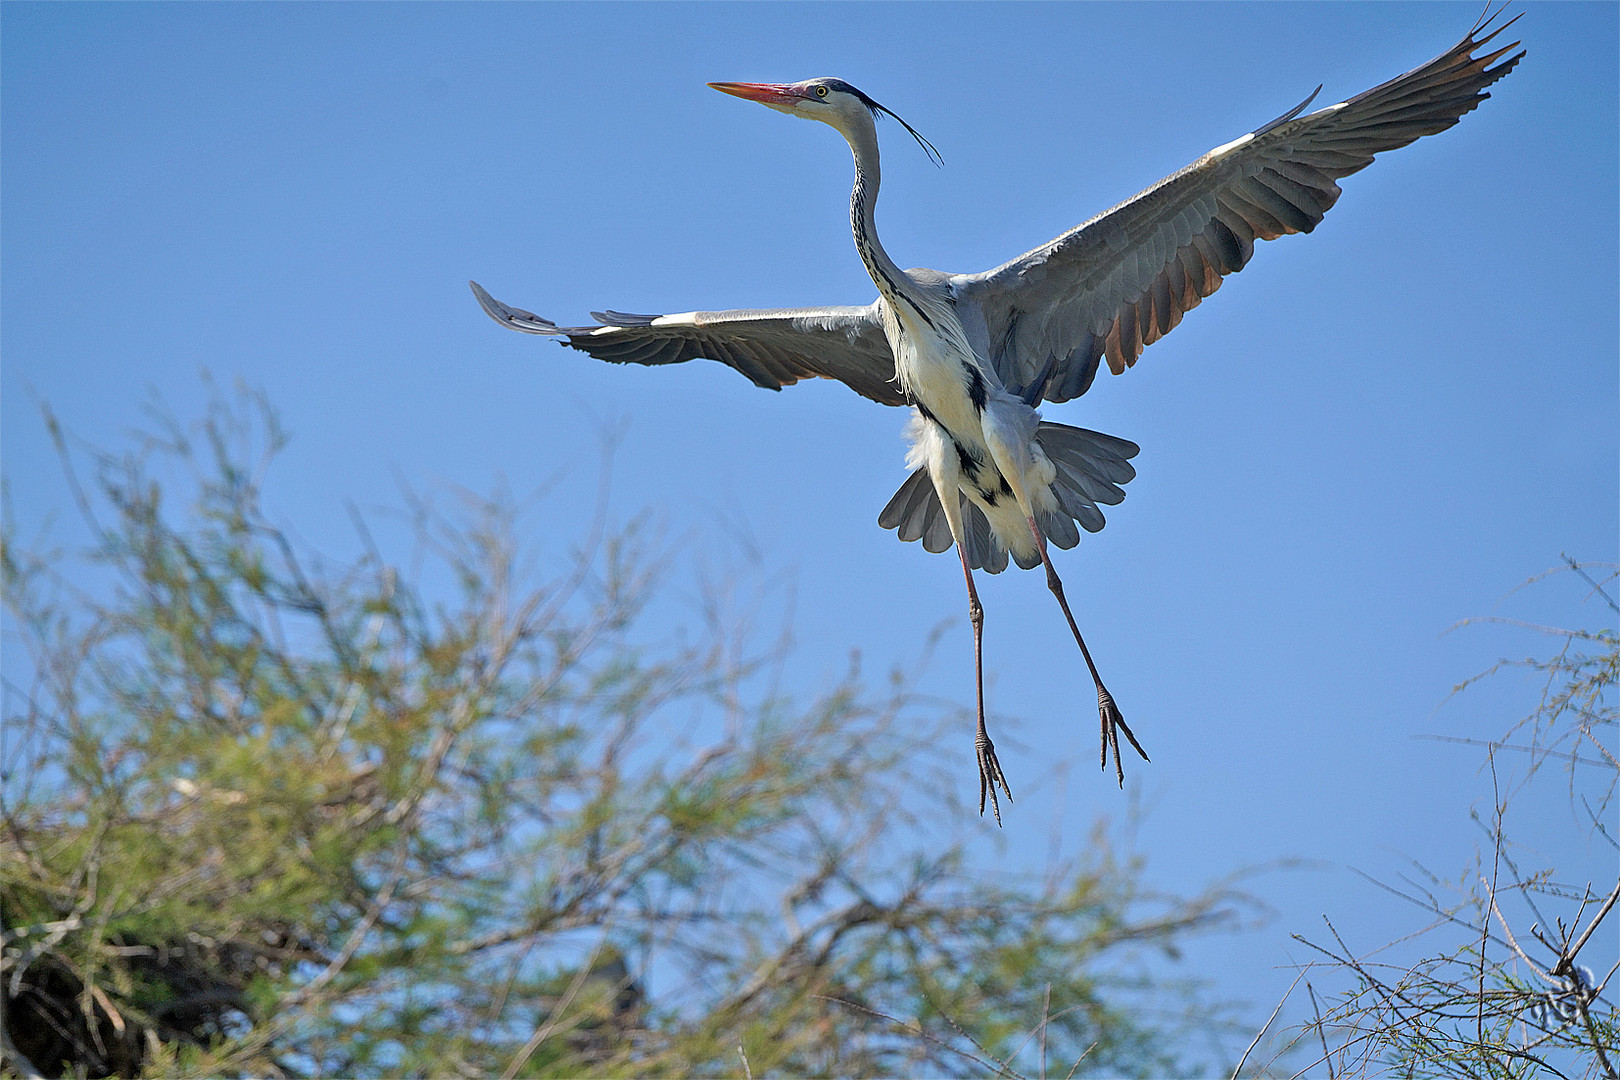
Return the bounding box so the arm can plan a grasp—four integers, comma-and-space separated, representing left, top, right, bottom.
471, 281, 903, 407
952, 11, 1524, 404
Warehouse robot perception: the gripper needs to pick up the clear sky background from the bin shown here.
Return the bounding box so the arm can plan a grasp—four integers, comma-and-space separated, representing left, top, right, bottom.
5, 1, 1615, 1062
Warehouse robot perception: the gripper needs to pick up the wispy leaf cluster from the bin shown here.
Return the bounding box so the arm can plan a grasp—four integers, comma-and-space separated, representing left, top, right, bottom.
2, 388, 1251, 1079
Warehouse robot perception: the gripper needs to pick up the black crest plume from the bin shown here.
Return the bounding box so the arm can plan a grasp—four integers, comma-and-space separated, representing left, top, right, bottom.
823, 78, 944, 167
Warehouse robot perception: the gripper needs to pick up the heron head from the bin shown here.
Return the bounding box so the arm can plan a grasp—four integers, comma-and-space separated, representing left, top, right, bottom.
708, 78, 942, 165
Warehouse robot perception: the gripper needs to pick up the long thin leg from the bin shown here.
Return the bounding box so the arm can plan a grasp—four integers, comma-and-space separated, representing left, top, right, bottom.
956, 539, 1011, 823
924, 430, 1013, 820
1025, 514, 1150, 786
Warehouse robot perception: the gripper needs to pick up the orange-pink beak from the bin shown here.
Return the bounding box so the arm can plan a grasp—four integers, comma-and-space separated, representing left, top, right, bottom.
708, 82, 809, 106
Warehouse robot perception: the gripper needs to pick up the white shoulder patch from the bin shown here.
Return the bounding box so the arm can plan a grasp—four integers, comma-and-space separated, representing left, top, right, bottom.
1209, 132, 1255, 159
651, 312, 699, 327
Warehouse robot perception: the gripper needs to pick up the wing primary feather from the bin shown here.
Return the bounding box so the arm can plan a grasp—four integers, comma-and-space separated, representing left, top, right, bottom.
1221, 187, 1287, 240
1117, 302, 1141, 366
578, 337, 677, 365
470, 281, 564, 335
1235, 175, 1319, 234
1149, 275, 1174, 338
1205, 216, 1249, 271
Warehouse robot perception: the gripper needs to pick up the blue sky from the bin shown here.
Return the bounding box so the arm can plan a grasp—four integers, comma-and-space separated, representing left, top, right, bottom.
5, 1, 1615, 1061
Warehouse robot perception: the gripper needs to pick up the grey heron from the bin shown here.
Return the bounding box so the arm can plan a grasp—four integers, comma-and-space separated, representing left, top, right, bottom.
472, 12, 1522, 823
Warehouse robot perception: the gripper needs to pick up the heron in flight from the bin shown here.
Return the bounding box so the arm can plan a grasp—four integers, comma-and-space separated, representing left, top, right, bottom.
472, 12, 1522, 823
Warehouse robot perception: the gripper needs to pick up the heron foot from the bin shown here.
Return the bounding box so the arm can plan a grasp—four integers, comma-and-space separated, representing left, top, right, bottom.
976, 724, 1013, 825
1097, 686, 1149, 788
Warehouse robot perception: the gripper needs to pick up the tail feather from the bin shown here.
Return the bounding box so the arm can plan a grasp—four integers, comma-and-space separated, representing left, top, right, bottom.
1038, 504, 1081, 551
1054, 458, 1126, 508
877, 469, 933, 541
1055, 484, 1107, 534
877, 420, 1139, 574
1009, 544, 1042, 571
1039, 425, 1138, 485
922, 499, 955, 553
965, 498, 1009, 574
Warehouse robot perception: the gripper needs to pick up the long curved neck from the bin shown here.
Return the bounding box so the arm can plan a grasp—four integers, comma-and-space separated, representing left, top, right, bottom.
842, 116, 930, 323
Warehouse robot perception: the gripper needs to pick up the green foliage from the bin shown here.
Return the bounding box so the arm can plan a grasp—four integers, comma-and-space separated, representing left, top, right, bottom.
2, 390, 1252, 1078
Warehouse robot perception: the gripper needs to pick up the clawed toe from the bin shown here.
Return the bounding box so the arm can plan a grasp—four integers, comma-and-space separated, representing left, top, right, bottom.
976, 730, 1014, 825
1097, 686, 1149, 787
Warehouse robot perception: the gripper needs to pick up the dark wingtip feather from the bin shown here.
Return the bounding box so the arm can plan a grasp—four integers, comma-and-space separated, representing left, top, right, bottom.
1470, 2, 1523, 41
470, 280, 565, 335
1255, 85, 1323, 137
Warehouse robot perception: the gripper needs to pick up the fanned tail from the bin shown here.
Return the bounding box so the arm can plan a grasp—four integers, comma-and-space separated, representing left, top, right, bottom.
877, 422, 1139, 574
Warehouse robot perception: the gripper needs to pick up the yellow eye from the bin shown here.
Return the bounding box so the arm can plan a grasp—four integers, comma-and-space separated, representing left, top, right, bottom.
815, 85, 829, 98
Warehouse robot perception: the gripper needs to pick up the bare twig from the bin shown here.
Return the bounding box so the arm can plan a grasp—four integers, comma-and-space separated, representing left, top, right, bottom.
1305, 980, 1334, 1080
500, 934, 613, 1080
814, 995, 1025, 1079
1554, 876, 1620, 981
1231, 969, 1304, 1079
